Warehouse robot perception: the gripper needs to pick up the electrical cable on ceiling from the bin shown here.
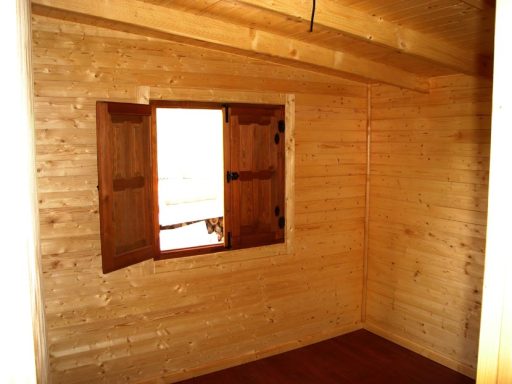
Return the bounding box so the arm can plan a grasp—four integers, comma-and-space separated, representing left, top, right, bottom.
309, 0, 316, 32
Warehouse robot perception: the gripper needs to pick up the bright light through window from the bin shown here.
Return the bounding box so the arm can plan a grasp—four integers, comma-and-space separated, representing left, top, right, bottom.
156, 108, 224, 251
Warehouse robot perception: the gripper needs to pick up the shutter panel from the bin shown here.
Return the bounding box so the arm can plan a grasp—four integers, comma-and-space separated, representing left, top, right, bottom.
96, 102, 155, 273
227, 105, 285, 249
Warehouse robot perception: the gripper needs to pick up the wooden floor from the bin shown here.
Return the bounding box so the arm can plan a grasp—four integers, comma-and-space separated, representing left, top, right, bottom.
178, 330, 475, 384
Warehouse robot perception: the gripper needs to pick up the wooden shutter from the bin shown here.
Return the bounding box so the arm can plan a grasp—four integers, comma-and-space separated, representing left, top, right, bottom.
96, 102, 155, 273
226, 105, 285, 249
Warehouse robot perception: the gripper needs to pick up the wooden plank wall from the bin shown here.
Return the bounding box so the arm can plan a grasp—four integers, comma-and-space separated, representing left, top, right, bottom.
365, 75, 492, 378
32, 14, 367, 383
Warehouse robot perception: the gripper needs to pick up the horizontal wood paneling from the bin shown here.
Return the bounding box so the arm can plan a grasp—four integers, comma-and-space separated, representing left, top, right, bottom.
32, 15, 366, 383
366, 75, 491, 378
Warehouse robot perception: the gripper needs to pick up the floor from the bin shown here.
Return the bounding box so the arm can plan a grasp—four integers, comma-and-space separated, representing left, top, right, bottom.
178, 330, 475, 384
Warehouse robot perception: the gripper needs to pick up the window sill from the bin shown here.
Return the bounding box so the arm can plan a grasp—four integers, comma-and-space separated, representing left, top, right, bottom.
153, 238, 291, 267
155, 243, 227, 260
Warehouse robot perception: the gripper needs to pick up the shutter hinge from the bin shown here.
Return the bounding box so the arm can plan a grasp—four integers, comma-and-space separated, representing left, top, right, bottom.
278, 120, 285, 133
227, 231, 232, 249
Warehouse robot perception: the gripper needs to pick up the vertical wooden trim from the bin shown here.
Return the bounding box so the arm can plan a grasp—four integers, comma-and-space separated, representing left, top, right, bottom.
150, 102, 160, 265
139, 85, 156, 274
476, 0, 512, 382
285, 94, 296, 254
223, 105, 232, 249
0, 0, 48, 382
18, 0, 48, 381
228, 108, 241, 246
361, 84, 371, 323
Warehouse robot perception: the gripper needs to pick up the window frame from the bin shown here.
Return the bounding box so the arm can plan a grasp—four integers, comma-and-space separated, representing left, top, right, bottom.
151, 100, 286, 260
96, 95, 294, 273
151, 100, 228, 260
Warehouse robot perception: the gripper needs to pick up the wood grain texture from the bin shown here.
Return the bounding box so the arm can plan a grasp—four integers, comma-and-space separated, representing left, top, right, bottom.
366, 74, 491, 379
31, 0, 429, 92
227, 105, 285, 249
32, 15, 365, 383
236, 0, 489, 76
135, 0, 494, 77
339, 0, 495, 56
96, 102, 155, 273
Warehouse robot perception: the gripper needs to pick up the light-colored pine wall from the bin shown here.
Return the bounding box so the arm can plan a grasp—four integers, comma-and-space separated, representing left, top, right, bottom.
32, 11, 493, 383
32, 15, 367, 383
366, 75, 492, 378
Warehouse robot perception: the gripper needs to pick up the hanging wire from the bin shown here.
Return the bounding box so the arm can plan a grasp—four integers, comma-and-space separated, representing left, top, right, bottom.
309, 0, 316, 32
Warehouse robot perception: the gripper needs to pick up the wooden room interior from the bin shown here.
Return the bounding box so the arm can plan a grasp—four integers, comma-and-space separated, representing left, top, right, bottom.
5, 0, 512, 383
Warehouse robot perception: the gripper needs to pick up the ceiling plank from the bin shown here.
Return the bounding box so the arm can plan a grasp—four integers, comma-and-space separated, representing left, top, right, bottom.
236, 0, 492, 77
31, 0, 429, 92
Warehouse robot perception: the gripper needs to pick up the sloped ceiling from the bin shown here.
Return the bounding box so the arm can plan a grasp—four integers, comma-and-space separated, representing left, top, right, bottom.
31, 0, 495, 92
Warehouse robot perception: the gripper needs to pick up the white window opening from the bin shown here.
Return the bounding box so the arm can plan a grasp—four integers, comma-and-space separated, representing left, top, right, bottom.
156, 108, 224, 251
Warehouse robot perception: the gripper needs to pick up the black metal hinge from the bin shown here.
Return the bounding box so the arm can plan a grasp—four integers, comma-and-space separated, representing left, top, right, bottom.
278, 120, 285, 133
227, 232, 232, 249
274, 120, 285, 145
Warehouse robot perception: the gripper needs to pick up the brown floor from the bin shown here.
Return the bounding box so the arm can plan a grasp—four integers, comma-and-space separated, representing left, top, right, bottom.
178, 329, 475, 384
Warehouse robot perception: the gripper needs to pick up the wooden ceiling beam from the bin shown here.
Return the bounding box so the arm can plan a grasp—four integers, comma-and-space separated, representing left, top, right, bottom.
31, 0, 429, 92
236, 0, 492, 77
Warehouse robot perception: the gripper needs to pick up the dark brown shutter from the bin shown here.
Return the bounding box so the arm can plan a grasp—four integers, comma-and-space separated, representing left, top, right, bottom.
96, 102, 155, 273
226, 105, 285, 249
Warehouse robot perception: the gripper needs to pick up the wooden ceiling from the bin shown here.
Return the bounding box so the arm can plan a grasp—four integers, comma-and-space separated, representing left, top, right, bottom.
31, 0, 495, 92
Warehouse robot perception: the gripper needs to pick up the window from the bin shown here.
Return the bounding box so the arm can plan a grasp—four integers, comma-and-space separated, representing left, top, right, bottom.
155, 106, 225, 253
96, 101, 286, 273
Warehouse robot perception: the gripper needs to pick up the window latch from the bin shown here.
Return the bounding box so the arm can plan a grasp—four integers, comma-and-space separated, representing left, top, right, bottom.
226, 171, 240, 183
